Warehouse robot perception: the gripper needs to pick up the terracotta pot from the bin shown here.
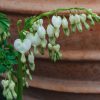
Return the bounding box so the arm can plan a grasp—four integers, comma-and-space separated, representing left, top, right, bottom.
0, 0, 100, 94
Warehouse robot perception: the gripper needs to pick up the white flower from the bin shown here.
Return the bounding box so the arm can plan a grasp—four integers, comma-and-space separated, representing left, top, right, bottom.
6, 89, 13, 100
1, 80, 9, 89
14, 39, 31, 53
32, 19, 43, 31
21, 53, 26, 63
54, 28, 60, 38
28, 52, 34, 64
69, 14, 75, 24
80, 14, 86, 22
41, 39, 47, 48
80, 14, 90, 30
12, 91, 17, 99
48, 43, 53, 50
75, 14, 81, 24
47, 24, 55, 37
53, 44, 60, 52
26, 33, 34, 44
52, 16, 62, 28
62, 17, 68, 29
32, 33, 41, 46
87, 14, 95, 25
37, 26, 46, 39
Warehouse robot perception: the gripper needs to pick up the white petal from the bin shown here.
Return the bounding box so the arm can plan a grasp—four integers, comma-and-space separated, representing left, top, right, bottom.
75, 14, 80, 24
69, 15, 75, 24
62, 17, 68, 29
52, 16, 62, 28
47, 24, 54, 37
37, 26, 46, 39
28, 52, 34, 64
32, 33, 41, 46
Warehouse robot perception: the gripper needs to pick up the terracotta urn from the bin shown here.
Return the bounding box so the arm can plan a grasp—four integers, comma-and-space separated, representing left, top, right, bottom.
0, 0, 100, 99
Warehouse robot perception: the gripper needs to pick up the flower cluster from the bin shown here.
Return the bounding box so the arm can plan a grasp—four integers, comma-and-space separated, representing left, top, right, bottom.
1, 79, 17, 100
14, 12, 100, 63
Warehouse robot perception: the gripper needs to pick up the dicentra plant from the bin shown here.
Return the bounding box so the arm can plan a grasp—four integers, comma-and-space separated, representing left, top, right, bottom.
0, 8, 100, 100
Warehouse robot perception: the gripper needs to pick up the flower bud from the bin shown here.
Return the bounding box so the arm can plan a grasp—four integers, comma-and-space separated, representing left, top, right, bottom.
32, 19, 43, 31
26, 69, 32, 80
87, 14, 95, 25
21, 53, 26, 63
52, 16, 62, 28
53, 44, 60, 52
9, 81, 15, 90
1, 80, 9, 88
80, 14, 90, 30
28, 52, 34, 64
80, 14, 86, 22
47, 24, 55, 37
48, 43, 53, 50
33, 45, 39, 55
29, 63, 35, 71
41, 39, 47, 48
12, 91, 17, 99
6, 89, 13, 100
37, 26, 46, 39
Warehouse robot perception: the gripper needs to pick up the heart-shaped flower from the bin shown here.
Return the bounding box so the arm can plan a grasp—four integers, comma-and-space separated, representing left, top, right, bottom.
37, 26, 46, 39
62, 17, 68, 29
33, 33, 41, 46
14, 39, 31, 53
47, 24, 55, 37
75, 14, 81, 24
52, 16, 62, 28
80, 14, 90, 30
32, 19, 43, 31
80, 14, 86, 22
28, 52, 34, 64
69, 14, 75, 25
54, 28, 60, 38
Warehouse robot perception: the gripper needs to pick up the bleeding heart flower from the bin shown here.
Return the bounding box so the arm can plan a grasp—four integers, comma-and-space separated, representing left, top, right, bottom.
32, 19, 43, 31
28, 52, 34, 64
62, 17, 68, 29
75, 14, 81, 24
54, 28, 60, 38
52, 16, 62, 28
37, 26, 46, 39
80, 14, 86, 22
48, 43, 53, 50
53, 44, 60, 52
80, 14, 90, 30
31, 32, 41, 46
69, 14, 75, 25
14, 39, 31, 53
47, 24, 55, 37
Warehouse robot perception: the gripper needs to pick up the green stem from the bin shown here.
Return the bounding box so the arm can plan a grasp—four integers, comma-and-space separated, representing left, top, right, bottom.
24, 7, 92, 29
17, 54, 23, 100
